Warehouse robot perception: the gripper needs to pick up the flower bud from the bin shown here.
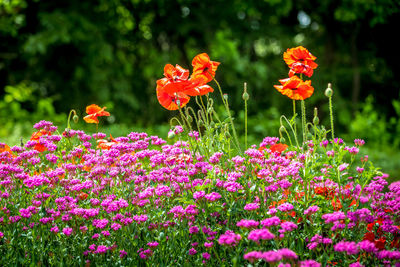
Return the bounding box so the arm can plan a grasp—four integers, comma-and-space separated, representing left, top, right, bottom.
73, 114, 79, 123
223, 94, 228, 101
242, 92, 249, 101
280, 137, 286, 143
313, 107, 318, 117
313, 116, 319, 125
242, 82, 249, 101
168, 131, 176, 139
187, 116, 193, 123
325, 83, 333, 97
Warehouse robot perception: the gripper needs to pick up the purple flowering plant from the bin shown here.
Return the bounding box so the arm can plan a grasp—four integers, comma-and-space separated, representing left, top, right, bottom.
0, 48, 399, 266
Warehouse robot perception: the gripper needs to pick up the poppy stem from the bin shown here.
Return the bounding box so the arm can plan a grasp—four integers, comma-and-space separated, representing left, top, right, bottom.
293, 99, 296, 118
329, 95, 334, 140
67, 109, 77, 129
243, 82, 249, 149
212, 76, 241, 154
325, 83, 334, 140
301, 100, 307, 144
177, 104, 198, 155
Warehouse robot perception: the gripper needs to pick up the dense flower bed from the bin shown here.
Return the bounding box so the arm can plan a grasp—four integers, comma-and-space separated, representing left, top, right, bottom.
1, 47, 399, 266
0, 120, 399, 266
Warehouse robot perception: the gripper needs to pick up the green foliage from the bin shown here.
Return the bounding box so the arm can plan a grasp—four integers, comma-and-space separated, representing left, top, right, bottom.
1, 0, 399, 178
348, 95, 390, 145
0, 81, 65, 144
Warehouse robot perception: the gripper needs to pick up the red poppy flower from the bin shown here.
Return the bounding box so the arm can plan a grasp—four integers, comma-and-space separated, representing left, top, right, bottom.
79, 192, 88, 200
283, 46, 318, 76
30, 129, 52, 152
83, 104, 110, 124
274, 75, 314, 100
374, 237, 386, 250
161, 64, 194, 95
288, 62, 314, 77
184, 84, 214, 96
191, 53, 220, 84
270, 143, 289, 154
363, 232, 375, 242
156, 78, 190, 110
0, 143, 11, 154
97, 135, 119, 150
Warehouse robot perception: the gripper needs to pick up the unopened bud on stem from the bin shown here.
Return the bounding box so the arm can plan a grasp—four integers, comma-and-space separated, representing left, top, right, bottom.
73, 114, 79, 123
242, 82, 249, 101
325, 83, 333, 97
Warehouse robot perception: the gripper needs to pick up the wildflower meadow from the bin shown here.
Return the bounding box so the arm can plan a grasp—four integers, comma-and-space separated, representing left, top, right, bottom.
0, 47, 399, 267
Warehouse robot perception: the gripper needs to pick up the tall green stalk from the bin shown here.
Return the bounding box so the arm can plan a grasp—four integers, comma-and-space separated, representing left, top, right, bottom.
242, 82, 249, 149
212, 77, 241, 154
325, 83, 334, 140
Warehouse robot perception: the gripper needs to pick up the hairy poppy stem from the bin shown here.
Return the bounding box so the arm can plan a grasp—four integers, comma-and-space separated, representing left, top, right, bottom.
67, 109, 77, 129
301, 100, 307, 144
329, 97, 334, 140
325, 83, 334, 140
243, 82, 249, 149
212, 77, 241, 154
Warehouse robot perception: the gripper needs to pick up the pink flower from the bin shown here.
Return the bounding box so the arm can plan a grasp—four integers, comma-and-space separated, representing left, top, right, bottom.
62, 227, 73, 236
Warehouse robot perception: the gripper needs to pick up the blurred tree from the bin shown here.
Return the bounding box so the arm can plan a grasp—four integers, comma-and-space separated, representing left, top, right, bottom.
0, 0, 399, 143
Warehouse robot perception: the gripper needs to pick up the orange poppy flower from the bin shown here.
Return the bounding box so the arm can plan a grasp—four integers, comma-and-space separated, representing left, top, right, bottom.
274, 75, 314, 100
156, 78, 190, 110
79, 192, 88, 200
161, 64, 194, 95
283, 46, 318, 73
0, 143, 11, 154
184, 84, 214, 96
83, 104, 110, 124
97, 135, 119, 150
288, 62, 314, 77
191, 53, 220, 84
30, 129, 52, 152
270, 143, 288, 154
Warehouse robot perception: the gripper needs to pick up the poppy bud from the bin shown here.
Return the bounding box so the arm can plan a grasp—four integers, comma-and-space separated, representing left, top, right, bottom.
280, 137, 286, 143
313, 116, 319, 125
207, 107, 214, 114
223, 94, 228, 101
168, 131, 176, 139
314, 107, 318, 117
210, 121, 215, 128
242, 82, 249, 101
242, 92, 249, 101
325, 83, 333, 97
187, 116, 193, 123
73, 114, 79, 123
198, 119, 203, 126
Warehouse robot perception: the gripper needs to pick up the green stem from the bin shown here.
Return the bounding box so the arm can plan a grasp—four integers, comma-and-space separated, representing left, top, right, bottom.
244, 83, 248, 149
329, 96, 335, 140
212, 76, 241, 154
301, 100, 307, 144
293, 99, 296, 118
67, 109, 77, 129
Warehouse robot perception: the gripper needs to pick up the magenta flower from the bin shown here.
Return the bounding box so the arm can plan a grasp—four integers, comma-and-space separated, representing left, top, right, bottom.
218, 230, 241, 247
248, 229, 275, 243
62, 227, 73, 236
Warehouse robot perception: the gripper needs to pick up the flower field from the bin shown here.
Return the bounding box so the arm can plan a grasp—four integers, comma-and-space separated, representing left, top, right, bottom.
0, 48, 399, 266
